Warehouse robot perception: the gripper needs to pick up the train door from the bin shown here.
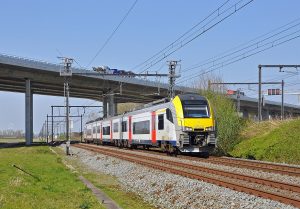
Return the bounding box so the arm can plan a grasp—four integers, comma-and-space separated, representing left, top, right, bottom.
156, 112, 165, 142
96, 122, 100, 144
121, 117, 128, 144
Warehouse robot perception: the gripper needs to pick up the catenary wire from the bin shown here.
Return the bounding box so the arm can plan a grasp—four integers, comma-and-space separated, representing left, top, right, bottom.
177, 30, 300, 85
86, 0, 138, 68
131, 0, 231, 70
134, 0, 255, 73
102, 0, 255, 99
177, 20, 300, 83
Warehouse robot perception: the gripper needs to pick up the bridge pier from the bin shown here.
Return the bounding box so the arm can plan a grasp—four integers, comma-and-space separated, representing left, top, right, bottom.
103, 97, 108, 118
114, 102, 118, 116
108, 93, 115, 117
25, 79, 33, 145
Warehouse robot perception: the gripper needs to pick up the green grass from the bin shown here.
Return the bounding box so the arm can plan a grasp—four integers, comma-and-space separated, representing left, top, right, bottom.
0, 138, 25, 143
0, 138, 47, 143
0, 146, 104, 209
54, 147, 156, 209
230, 119, 300, 164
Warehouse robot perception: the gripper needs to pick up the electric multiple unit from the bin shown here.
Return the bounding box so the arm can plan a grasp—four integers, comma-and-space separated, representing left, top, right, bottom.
84, 93, 216, 153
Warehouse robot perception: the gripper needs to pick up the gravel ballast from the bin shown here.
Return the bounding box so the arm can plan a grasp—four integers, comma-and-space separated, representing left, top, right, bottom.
87, 146, 300, 186
66, 146, 297, 209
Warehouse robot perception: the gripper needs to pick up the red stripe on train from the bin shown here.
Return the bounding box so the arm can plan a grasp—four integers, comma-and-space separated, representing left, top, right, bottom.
128, 116, 132, 143
110, 120, 112, 141
151, 111, 156, 144
100, 123, 102, 142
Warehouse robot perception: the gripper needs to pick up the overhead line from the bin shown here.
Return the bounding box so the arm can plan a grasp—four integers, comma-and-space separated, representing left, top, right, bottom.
177, 32, 300, 84
177, 19, 300, 83
87, 0, 138, 68
177, 30, 300, 85
186, 18, 300, 71
121, 0, 254, 98
184, 23, 300, 74
93, 1, 236, 99
132, 0, 231, 70
69, 0, 139, 119
135, 0, 255, 73
71, 0, 254, 106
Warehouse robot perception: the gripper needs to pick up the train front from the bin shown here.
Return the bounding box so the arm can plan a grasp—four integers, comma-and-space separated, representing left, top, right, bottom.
172, 93, 216, 153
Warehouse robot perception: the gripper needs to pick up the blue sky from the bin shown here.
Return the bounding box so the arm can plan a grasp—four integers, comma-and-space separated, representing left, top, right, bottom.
0, 0, 300, 133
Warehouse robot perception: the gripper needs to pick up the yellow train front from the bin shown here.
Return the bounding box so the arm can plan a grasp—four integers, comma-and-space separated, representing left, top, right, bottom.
171, 94, 216, 153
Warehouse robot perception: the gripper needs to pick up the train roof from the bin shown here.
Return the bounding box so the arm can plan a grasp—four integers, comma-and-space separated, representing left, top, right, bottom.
85, 93, 208, 124
178, 93, 207, 101
86, 117, 103, 124
88, 99, 172, 123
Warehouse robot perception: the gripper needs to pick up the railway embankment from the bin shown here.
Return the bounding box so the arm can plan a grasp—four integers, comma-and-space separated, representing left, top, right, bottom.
230, 118, 300, 165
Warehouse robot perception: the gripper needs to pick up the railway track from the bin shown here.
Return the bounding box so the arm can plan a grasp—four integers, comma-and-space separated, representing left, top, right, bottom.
106, 144, 300, 178
74, 143, 300, 208
202, 156, 300, 177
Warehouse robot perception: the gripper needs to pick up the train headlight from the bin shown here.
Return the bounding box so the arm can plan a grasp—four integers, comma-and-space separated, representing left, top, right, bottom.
205, 126, 214, 131
183, 126, 193, 132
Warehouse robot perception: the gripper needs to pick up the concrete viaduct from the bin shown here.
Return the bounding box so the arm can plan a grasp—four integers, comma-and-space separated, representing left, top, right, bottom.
0, 53, 193, 145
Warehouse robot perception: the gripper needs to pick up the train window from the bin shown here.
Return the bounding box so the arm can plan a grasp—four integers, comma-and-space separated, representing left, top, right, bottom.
102, 126, 110, 135
122, 121, 127, 132
113, 122, 119, 132
158, 114, 164, 130
97, 126, 100, 133
133, 120, 150, 134
93, 127, 96, 134
182, 100, 210, 118
166, 108, 173, 123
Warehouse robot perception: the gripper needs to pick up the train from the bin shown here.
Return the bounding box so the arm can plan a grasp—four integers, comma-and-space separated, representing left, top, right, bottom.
83, 93, 216, 154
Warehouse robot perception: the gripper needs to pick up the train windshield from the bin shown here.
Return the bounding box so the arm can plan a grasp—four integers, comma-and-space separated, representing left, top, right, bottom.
182, 100, 210, 118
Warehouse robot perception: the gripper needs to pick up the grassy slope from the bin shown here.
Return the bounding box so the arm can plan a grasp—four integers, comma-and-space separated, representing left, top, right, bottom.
230, 119, 300, 164
0, 146, 104, 209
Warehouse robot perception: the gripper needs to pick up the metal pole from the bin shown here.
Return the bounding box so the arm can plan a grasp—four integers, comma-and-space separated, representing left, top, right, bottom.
44, 122, 46, 140
66, 79, 70, 155
51, 106, 54, 142
80, 114, 83, 143
46, 115, 48, 143
237, 89, 241, 113
281, 80, 284, 120
43, 123, 45, 141
258, 66, 262, 121
168, 61, 178, 100
58, 56, 73, 154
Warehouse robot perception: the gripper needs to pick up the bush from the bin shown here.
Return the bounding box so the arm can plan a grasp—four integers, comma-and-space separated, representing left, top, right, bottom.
202, 90, 244, 155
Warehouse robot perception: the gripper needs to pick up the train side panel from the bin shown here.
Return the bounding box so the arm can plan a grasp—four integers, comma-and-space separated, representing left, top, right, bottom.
131, 111, 152, 145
